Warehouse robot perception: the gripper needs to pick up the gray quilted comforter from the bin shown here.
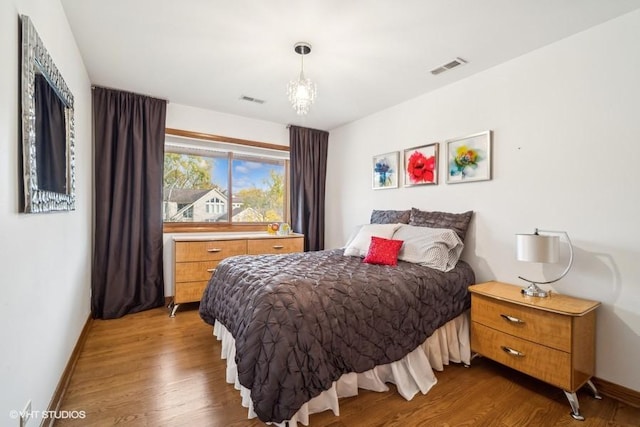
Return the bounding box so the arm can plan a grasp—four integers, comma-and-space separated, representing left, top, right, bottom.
199, 248, 475, 423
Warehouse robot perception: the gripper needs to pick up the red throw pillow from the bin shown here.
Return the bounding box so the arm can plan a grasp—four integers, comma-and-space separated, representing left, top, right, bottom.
363, 236, 404, 266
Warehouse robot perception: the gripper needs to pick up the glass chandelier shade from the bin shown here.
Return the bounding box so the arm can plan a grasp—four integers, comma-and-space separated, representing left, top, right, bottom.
287, 42, 317, 115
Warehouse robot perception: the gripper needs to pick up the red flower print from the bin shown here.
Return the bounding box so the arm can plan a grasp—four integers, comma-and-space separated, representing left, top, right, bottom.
407, 151, 435, 183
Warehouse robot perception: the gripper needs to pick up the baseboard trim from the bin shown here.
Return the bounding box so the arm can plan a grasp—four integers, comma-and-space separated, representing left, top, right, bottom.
42, 314, 93, 427
594, 377, 640, 408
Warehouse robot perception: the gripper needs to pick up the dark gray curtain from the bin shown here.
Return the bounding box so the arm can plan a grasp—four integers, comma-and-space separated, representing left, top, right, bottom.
289, 125, 329, 251
92, 87, 166, 319
35, 73, 66, 193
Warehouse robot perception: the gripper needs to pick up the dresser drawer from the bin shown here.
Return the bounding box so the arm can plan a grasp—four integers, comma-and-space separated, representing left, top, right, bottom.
175, 239, 247, 262
247, 237, 304, 255
175, 280, 208, 304
175, 261, 219, 282
471, 322, 571, 390
471, 293, 571, 352
172, 234, 304, 314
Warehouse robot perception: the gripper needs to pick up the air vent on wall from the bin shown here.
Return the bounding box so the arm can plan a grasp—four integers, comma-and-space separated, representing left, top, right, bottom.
430, 57, 467, 76
239, 95, 266, 104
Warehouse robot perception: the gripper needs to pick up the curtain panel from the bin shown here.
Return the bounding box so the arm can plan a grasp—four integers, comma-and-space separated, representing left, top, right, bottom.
92, 87, 166, 319
289, 125, 329, 251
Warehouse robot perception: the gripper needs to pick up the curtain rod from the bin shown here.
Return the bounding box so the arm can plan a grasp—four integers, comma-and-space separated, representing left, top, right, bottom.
286, 124, 329, 133
91, 85, 169, 104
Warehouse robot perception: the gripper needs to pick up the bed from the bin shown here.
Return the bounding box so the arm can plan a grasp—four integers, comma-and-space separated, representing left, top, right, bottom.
199, 209, 475, 425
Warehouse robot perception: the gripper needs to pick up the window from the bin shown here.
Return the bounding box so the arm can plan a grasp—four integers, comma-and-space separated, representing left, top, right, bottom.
163, 130, 289, 228
205, 197, 225, 214
176, 203, 193, 219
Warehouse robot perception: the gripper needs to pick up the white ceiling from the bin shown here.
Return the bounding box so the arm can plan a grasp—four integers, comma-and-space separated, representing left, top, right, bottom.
60, 0, 640, 131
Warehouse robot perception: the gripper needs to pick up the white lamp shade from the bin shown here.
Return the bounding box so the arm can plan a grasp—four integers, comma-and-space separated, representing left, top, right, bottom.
516, 233, 559, 263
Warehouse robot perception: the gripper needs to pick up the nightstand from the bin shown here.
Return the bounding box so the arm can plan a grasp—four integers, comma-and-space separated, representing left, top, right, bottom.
469, 281, 601, 420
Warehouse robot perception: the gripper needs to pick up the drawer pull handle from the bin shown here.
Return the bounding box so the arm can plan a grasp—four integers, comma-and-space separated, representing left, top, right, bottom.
207, 248, 222, 253
206, 268, 216, 273
500, 314, 525, 324
501, 346, 525, 357
273, 245, 284, 249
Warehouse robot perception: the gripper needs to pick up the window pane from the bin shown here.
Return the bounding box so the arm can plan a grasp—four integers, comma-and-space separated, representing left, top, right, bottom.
163, 134, 289, 225
231, 157, 285, 223
163, 152, 229, 222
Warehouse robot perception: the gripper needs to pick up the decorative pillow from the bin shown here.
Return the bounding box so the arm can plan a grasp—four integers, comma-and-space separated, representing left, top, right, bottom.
343, 223, 402, 257
370, 209, 411, 224
393, 224, 464, 272
408, 208, 473, 241
363, 237, 404, 266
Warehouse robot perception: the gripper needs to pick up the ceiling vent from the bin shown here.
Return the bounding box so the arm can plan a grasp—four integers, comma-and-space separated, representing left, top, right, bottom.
239, 95, 266, 104
430, 57, 467, 76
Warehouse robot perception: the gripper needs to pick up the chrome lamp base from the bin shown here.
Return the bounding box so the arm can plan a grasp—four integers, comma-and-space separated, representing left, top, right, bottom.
521, 282, 549, 298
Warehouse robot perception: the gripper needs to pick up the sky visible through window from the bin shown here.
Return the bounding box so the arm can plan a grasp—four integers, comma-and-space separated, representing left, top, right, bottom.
210, 158, 284, 191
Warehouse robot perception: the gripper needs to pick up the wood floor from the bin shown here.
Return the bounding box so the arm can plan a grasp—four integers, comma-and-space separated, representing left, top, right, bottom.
56, 304, 640, 427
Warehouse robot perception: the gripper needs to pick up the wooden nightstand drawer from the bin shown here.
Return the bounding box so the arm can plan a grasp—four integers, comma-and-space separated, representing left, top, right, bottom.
471, 293, 571, 352
175, 239, 247, 262
471, 322, 572, 389
247, 237, 304, 255
175, 260, 219, 282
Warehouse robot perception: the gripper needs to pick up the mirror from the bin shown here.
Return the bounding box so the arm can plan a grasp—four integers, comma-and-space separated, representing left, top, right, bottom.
20, 15, 75, 213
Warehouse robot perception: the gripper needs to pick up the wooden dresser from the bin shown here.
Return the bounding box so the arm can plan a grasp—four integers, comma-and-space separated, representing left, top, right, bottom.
469, 281, 601, 420
170, 233, 304, 316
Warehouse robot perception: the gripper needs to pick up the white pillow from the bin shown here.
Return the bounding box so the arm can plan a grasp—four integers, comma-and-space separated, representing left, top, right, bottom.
343, 223, 402, 257
393, 224, 464, 272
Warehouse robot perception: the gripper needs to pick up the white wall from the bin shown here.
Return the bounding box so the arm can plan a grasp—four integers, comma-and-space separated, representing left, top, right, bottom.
166, 103, 288, 146
163, 104, 288, 296
326, 11, 640, 392
0, 0, 92, 422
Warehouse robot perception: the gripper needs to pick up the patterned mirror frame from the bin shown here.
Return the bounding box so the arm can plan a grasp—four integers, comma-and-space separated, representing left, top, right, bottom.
20, 15, 75, 213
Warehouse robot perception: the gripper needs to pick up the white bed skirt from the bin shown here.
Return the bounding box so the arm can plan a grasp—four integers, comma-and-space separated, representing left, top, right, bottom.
213, 311, 470, 426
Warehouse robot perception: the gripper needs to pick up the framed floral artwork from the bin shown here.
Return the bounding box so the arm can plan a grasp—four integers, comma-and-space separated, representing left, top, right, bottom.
403, 143, 439, 186
446, 130, 492, 184
372, 151, 399, 189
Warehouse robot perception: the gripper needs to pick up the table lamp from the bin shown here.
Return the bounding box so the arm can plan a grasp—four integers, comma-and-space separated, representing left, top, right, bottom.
516, 228, 574, 297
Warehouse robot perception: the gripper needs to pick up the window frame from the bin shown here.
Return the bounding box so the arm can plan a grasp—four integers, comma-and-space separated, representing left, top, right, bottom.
162, 128, 290, 233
